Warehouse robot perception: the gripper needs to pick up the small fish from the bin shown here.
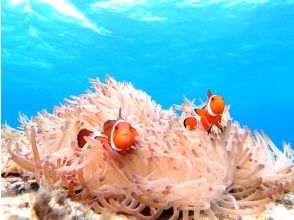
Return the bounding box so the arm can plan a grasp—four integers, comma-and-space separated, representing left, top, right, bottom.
183, 90, 225, 133
77, 108, 138, 154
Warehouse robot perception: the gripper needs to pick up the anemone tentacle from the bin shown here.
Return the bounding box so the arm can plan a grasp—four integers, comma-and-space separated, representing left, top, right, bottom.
2, 76, 293, 219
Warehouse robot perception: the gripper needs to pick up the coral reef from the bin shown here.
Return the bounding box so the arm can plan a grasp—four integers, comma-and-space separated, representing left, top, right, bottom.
1, 76, 293, 219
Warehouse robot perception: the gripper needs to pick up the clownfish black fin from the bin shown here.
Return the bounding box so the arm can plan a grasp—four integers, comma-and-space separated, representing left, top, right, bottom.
118, 107, 124, 120
207, 89, 212, 99
183, 118, 188, 128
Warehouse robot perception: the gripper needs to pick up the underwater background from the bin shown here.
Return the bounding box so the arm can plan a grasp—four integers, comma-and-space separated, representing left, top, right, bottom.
2, 0, 294, 148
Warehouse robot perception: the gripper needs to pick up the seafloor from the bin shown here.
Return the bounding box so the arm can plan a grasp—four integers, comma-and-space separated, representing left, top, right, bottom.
1, 175, 293, 220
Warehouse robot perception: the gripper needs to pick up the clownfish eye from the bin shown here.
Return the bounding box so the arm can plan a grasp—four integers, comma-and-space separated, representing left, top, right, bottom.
115, 126, 118, 130
211, 97, 214, 101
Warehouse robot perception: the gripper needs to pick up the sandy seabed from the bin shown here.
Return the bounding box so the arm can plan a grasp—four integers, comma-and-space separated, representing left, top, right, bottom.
1, 176, 293, 220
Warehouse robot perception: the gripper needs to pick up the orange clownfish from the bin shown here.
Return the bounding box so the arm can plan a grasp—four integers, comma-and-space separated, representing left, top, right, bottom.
183, 90, 225, 133
77, 108, 138, 154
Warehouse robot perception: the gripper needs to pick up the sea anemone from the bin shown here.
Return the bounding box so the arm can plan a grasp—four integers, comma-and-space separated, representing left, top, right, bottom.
2, 76, 293, 220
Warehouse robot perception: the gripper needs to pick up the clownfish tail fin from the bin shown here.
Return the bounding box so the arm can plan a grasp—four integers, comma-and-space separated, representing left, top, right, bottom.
183, 116, 197, 131
77, 129, 93, 148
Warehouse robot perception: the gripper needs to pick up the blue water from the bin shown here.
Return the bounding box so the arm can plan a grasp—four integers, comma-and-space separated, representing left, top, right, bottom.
2, 0, 294, 148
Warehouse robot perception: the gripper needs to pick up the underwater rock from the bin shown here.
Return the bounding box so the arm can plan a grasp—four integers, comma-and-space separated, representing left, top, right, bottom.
1, 76, 293, 220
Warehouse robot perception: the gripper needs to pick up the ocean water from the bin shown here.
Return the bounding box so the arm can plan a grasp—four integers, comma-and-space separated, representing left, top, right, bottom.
2, 0, 294, 148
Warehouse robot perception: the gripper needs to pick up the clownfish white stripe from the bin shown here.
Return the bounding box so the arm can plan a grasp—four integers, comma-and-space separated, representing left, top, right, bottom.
193, 112, 201, 122
110, 119, 126, 152
90, 131, 107, 139
207, 104, 217, 117
207, 95, 217, 116
204, 117, 212, 127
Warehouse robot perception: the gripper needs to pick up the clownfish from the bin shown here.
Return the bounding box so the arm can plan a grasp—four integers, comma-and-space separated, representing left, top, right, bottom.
183, 90, 225, 133
77, 108, 138, 154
